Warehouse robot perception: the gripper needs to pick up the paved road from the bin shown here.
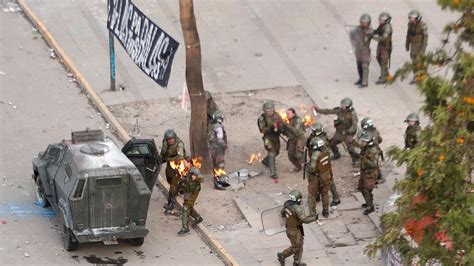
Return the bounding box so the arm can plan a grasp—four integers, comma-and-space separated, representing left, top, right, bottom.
0, 9, 221, 265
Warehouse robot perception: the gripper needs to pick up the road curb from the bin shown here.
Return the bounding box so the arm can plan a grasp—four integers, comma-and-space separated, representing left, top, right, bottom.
18, 1, 238, 265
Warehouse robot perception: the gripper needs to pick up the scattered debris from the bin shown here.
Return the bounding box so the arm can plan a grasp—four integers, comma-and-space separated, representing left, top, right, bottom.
19, 46, 24, 50
254, 52, 263, 57
217, 225, 225, 231
105, 123, 110, 130
118, 82, 127, 91
2, 2, 20, 13
1, 220, 6, 224
24, 252, 30, 257
0, 71, 5, 75
50, 51, 57, 59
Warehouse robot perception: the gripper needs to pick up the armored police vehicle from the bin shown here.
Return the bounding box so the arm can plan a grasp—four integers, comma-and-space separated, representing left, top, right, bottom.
32, 129, 160, 251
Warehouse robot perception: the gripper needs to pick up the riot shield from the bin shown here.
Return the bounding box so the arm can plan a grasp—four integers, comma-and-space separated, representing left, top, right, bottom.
346, 25, 362, 61
261, 205, 285, 236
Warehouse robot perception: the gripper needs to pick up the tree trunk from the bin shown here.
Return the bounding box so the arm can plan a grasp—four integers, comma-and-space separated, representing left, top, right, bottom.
179, 0, 211, 173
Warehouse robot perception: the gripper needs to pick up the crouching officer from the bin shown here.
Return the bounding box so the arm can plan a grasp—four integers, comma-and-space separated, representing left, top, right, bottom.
358, 132, 379, 215
314, 97, 359, 166
404, 113, 421, 149
307, 137, 333, 218
159, 129, 186, 213
307, 122, 341, 207
177, 157, 204, 235
258, 101, 285, 179
277, 190, 316, 266
208, 110, 229, 190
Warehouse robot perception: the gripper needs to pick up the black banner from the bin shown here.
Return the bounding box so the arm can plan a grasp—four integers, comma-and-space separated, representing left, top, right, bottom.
107, 0, 179, 87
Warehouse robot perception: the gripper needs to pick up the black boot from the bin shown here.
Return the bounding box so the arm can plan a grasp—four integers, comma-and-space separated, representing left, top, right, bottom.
322, 209, 329, 218
331, 152, 341, 160
192, 216, 203, 227
330, 199, 341, 207
178, 227, 190, 235
277, 252, 285, 265
354, 79, 362, 85
315, 193, 321, 202
361, 203, 367, 208
214, 181, 226, 190
363, 206, 375, 215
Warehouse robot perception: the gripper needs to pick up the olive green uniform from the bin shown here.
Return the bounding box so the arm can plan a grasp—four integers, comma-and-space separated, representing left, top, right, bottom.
258, 112, 285, 178
178, 167, 203, 231
160, 138, 186, 208
404, 124, 421, 149
406, 20, 428, 61
356, 128, 384, 179
279, 200, 316, 265
315, 107, 359, 164
284, 115, 306, 170
307, 149, 333, 215
307, 132, 340, 203
353, 26, 373, 86
358, 144, 379, 208
373, 22, 392, 83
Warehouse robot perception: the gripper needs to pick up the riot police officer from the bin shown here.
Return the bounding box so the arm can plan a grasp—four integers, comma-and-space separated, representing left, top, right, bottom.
353, 13, 373, 88
277, 190, 316, 266
284, 108, 306, 172
159, 129, 186, 213
404, 113, 421, 149
358, 132, 379, 215
358, 117, 384, 183
315, 97, 359, 166
258, 101, 285, 180
373, 12, 393, 85
307, 137, 333, 218
307, 122, 341, 207
177, 157, 204, 235
208, 110, 229, 190
405, 10, 428, 84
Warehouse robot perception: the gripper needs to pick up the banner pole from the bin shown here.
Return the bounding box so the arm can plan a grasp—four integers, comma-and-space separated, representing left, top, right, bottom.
108, 31, 116, 91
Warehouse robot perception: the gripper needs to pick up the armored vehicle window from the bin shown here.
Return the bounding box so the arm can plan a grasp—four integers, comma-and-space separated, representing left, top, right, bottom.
73, 179, 86, 199
65, 163, 73, 183
44, 145, 62, 162
125, 144, 151, 156
96, 177, 122, 187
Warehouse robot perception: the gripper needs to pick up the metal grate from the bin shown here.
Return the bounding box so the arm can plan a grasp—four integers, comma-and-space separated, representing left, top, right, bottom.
96, 178, 122, 187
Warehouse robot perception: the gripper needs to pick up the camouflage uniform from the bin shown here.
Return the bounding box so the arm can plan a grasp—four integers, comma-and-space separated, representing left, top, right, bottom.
177, 166, 203, 234
258, 102, 285, 179
160, 132, 186, 211
355, 118, 384, 182
307, 124, 341, 206
208, 111, 229, 190
373, 12, 392, 84
404, 113, 421, 149
315, 99, 359, 165
307, 142, 333, 218
278, 191, 316, 266
406, 10, 428, 83
352, 14, 373, 87
358, 134, 379, 215
284, 114, 306, 171
405, 125, 421, 149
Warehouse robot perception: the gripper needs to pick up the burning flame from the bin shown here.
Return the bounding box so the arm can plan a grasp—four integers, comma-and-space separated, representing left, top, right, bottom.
247, 152, 262, 164
277, 109, 290, 124
213, 168, 227, 177
303, 115, 314, 128
170, 159, 188, 177
170, 157, 202, 177
192, 157, 202, 169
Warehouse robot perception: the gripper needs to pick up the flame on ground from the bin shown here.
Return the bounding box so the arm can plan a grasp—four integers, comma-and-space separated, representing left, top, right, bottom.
247, 152, 262, 164
213, 168, 227, 177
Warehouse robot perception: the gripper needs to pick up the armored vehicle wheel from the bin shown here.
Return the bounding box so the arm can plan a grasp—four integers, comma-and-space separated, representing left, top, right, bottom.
128, 237, 144, 246
63, 225, 78, 251
35, 177, 50, 207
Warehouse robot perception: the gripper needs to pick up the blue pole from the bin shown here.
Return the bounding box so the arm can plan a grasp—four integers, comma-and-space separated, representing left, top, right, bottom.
109, 31, 116, 91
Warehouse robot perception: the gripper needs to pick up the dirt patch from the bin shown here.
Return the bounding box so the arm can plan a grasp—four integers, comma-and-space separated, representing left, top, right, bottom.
109, 86, 383, 229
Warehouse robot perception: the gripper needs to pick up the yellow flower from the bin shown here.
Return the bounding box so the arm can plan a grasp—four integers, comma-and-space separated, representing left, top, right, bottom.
386, 75, 394, 82
439, 154, 445, 161
463, 96, 474, 105
452, 0, 460, 6
415, 74, 427, 81
417, 168, 425, 177
456, 137, 464, 144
